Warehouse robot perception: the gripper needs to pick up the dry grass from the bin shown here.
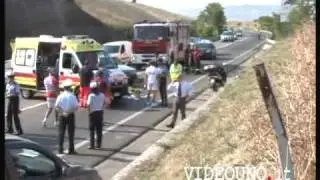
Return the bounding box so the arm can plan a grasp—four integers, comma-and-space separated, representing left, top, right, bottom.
130, 23, 315, 180
75, 0, 189, 27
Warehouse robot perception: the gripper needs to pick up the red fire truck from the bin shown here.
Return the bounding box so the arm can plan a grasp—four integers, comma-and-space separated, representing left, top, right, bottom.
131, 20, 190, 68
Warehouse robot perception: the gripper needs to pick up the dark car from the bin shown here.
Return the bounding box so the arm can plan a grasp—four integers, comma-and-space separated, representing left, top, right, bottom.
195, 40, 217, 60
5, 134, 102, 180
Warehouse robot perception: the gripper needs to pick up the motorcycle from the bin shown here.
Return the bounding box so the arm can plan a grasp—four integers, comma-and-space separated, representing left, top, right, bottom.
203, 64, 227, 92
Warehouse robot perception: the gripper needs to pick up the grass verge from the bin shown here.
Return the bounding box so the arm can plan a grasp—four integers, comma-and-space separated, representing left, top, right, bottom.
128, 23, 315, 180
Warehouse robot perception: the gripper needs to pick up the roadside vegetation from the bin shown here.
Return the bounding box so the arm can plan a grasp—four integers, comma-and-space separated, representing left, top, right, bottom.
129, 1, 315, 180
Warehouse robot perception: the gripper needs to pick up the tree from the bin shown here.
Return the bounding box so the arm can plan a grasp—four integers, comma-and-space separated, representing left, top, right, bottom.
194, 2, 226, 38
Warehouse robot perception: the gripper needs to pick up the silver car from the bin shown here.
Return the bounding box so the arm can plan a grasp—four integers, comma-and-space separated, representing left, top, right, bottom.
220, 31, 235, 42
5, 134, 102, 180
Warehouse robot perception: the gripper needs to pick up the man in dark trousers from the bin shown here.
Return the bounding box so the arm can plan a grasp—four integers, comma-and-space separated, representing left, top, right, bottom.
87, 81, 110, 149
166, 74, 193, 128
6, 72, 23, 135
55, 79, 79, 154
79, 60, 93, 108
157, 57, 169, 107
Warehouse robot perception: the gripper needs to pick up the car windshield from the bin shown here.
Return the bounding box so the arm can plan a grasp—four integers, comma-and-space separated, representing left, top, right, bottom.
98, 53, 118, 69
222, 31, 233, 35
134, 26, 169, 40
196, 43, 214, 49
104, 45, 120, 53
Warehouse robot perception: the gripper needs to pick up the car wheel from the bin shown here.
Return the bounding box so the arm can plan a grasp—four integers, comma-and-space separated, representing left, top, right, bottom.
20, 89, 34, 99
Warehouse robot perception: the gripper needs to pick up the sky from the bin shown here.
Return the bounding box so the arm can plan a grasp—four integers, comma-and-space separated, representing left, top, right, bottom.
123, 0, 282, 12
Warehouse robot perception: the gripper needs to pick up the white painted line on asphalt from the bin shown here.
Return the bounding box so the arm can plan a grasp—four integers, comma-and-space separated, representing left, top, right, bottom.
222, 40, 265, 66
61, 75, 207, 155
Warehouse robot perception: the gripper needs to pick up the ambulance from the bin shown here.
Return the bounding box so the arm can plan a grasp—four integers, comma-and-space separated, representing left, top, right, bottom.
9, 35, 129, 100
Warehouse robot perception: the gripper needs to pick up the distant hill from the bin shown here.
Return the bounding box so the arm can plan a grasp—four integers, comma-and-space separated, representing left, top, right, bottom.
178, 5, 281, 21
5, 0, 189, 59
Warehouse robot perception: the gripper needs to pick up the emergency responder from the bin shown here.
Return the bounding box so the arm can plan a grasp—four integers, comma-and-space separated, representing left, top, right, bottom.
6, 72, 23, 135
87, 81, 109, 149
55, 79, 79, 154
166, 74, 193, 128
169, 59, 183, 82
79, 60, 93, 108
192, 45, 201, 73
42, 68, 59, 128
184, 44, 191, 72
145, 60, 161, 106
157, 57, 169, 107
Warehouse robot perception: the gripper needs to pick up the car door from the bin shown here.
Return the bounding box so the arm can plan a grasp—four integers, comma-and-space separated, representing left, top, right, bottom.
6, 143, 64, 180
60, 51, 80, 88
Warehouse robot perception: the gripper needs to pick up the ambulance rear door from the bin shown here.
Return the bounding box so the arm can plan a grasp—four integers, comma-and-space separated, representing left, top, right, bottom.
59, 50, 81, 88
11, 39, 38, 90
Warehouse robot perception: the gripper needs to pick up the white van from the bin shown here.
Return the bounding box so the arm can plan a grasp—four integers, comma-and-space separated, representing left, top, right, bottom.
103, 41, 132, 64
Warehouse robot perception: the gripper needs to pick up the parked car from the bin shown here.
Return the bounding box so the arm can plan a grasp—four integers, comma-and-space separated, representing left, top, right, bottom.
5, 134, 102, 180
220, 31, 235, 42
115, 58, 138, 86
195, 40, 217, 60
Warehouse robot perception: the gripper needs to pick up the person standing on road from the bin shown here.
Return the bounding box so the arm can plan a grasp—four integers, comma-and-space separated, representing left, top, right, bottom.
157, 57, 169, 107
91, 69, 112, 108
144, 61, 161, 106
79, 60, 93, 108
87, 81, 110, 149
55, 79, 79, 154
169, 59, 183, 82
166, 74, 194, 128
6, 72, 23, 135
42, 68, 59, 128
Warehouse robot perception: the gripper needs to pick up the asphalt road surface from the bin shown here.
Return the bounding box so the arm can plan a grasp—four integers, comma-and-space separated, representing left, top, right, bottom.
5, 33, 261, 168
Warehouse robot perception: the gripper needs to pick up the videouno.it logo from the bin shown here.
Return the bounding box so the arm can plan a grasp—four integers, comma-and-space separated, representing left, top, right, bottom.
184, 164, 269, 180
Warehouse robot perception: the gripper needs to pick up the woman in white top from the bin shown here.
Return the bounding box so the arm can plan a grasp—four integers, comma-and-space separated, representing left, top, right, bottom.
87, 81, 109, 149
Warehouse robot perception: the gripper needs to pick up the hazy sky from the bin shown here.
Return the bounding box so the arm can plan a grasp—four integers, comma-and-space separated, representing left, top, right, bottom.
123, 0, 282, 12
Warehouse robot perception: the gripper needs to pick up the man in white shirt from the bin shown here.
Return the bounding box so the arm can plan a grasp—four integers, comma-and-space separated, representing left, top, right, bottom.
166, 74, 193, 128
55, 79, 79, 154
144, 61, 161, 106
42, 68, 59, 128
87, 81, 110, 149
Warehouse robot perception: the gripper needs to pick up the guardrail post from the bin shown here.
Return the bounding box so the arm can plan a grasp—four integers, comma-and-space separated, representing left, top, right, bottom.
253, 63, 295, 180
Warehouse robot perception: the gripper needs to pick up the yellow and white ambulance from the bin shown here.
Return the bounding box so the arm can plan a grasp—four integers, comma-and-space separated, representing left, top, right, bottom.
10, 35, 128, 100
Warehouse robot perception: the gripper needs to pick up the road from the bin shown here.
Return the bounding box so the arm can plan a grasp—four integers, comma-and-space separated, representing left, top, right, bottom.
5, 33, 261, 169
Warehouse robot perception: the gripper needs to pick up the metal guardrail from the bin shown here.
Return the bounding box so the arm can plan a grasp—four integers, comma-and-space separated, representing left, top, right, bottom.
254, 63, 295, 180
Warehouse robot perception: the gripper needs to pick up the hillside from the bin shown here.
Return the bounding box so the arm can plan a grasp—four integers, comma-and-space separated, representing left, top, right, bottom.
5, 0, 189, 59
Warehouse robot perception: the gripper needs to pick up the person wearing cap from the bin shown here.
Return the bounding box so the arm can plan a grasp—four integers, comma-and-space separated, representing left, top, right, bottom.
42, 67, 59, 128
169, 59, 183, 82
166, 74, 194, 128
157, 57, 169, 107
87, 81, 110, 149
144, 60, 161, 106
55, 79, 79, 154
6, 72, 23, 135
79, 60, 93, 108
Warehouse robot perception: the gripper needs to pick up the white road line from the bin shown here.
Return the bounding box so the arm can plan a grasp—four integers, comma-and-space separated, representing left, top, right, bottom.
222, 40, 265, 66
59, 75, 207, 155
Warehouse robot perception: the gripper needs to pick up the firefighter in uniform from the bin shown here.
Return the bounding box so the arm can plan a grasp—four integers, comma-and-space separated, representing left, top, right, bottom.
6, 72, 23, 135
55, 79, 79, 154
169, 59, 183, 82
166, 74, 193, 128
87, 81, 109, 149
157, 57, 169, 107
